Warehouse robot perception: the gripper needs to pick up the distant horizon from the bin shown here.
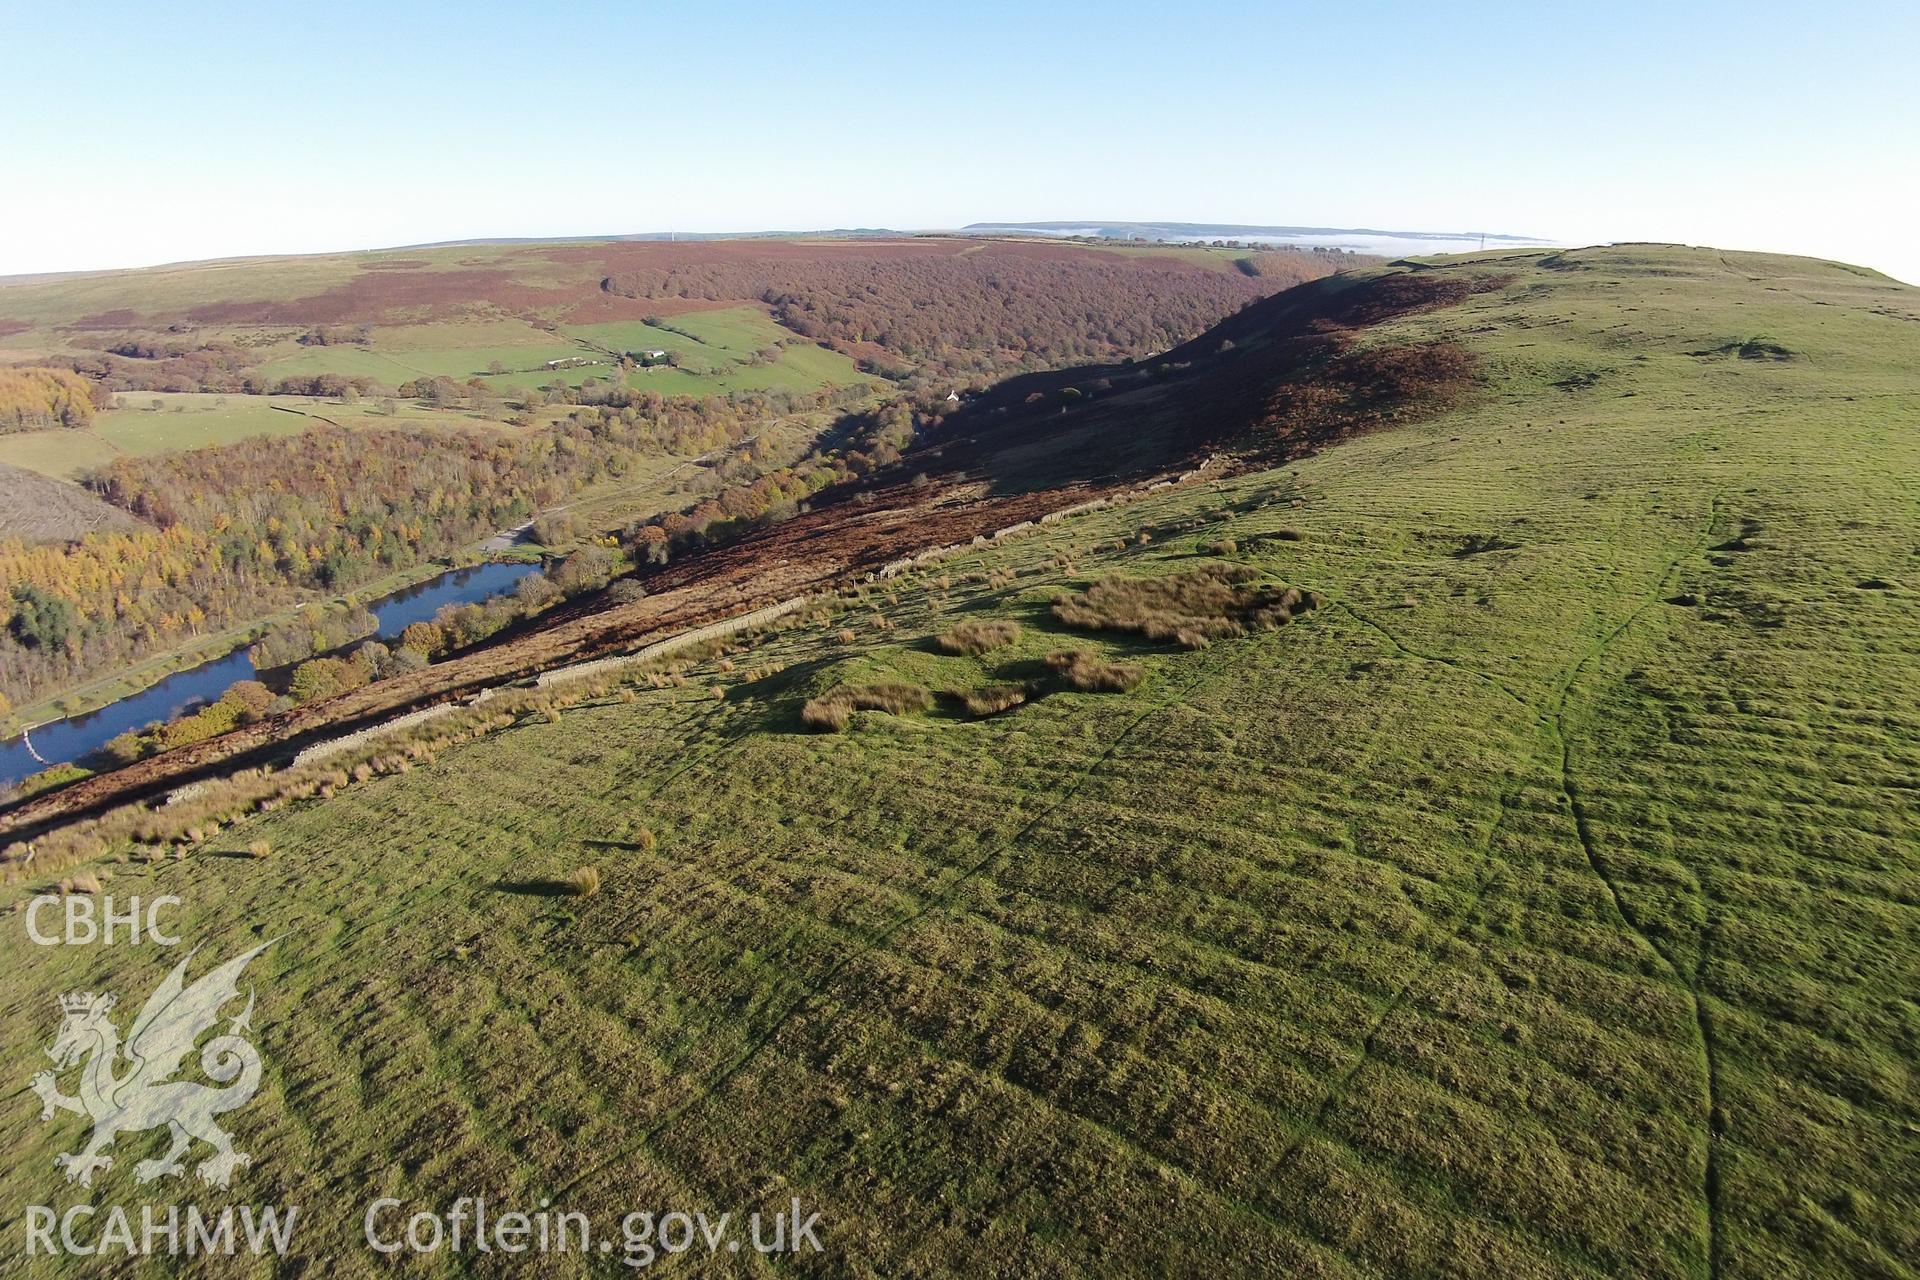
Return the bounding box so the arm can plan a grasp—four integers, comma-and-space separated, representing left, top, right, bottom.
9, 227, 1914, 290
0, 219, 1564, 284
9, 221, 1919, 290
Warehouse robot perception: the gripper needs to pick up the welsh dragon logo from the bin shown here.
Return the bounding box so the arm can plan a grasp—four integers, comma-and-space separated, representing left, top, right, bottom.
32, 941, 274, 1190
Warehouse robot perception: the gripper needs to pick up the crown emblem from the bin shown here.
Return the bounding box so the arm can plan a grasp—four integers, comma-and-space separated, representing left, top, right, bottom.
57, 992, 112, 1015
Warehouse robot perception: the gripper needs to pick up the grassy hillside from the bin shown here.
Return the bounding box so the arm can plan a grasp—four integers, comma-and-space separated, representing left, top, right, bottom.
1, 246, 1915, 1277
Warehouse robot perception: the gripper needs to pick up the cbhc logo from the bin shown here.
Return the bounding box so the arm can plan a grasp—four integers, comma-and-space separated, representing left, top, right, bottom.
25, 895, 183, 946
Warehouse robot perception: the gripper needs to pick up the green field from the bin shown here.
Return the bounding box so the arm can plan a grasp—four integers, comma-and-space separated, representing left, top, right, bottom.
0, 429, 122, 481
0, 395, 500, 481
563, 306, 874, 394
2, 248, 1915, 1277
253, 339, 597, 387
243, 304, 869, 396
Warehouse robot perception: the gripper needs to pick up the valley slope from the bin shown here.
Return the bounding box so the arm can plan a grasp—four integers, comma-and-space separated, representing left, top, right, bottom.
0, 236, 1346, 733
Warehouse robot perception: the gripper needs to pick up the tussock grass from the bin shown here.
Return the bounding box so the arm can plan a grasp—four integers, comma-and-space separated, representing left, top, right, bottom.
564, 866, 601, 897
800, 682, 934, 732
935, 618, 1022, 655
961, 684, 1030, 717
1045, 649, 1145, 692
1053, 564, 1319, 649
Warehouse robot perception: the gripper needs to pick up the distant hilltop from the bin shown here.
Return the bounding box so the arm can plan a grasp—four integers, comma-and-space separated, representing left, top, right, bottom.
962, 221, 1555, 258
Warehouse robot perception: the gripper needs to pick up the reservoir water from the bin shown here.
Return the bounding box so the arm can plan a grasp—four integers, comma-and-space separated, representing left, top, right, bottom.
0, 559, 540, 792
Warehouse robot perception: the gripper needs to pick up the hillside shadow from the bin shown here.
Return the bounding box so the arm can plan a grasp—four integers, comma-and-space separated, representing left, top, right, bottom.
893, 269, 1488, 498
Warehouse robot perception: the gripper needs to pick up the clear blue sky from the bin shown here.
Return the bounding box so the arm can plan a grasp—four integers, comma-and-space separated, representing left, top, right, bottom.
3, 0, 1916, 281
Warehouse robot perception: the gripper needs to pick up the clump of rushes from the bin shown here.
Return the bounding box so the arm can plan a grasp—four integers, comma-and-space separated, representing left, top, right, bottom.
801, 682, 934, 732
962, 684, 1029, 717
246, 839, 272, 859
1046, 650, 1145, 693
565, 866, 601, 897
935, 619, 1022, 655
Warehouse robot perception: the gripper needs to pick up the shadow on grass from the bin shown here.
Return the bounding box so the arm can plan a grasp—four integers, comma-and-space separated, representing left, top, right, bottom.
724, 654, 840, 705
493, 878, 582, 898
1453, 534, 1522, 558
